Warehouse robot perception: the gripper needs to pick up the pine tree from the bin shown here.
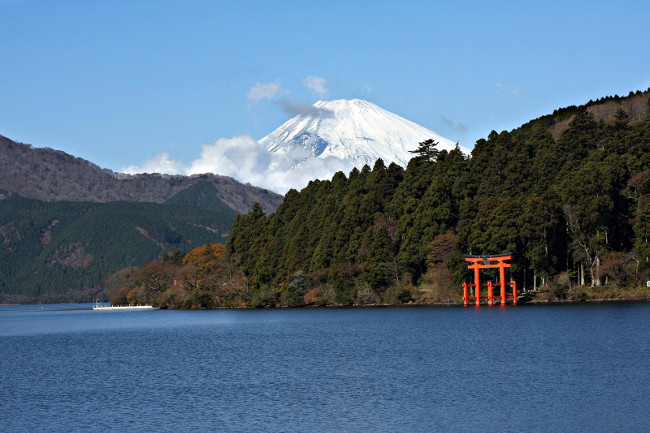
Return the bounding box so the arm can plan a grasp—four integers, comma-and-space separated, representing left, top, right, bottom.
408, 139, 441, 162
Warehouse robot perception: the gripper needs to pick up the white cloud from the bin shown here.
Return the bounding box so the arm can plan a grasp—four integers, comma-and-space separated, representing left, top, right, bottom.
302, 75, 328, 96
122, 136, 353, 194
187, 135, 271, 187
264, 153, 352, 193
495, 82, 520, 98
247, 80, 282, 102
122, 153, 185, 175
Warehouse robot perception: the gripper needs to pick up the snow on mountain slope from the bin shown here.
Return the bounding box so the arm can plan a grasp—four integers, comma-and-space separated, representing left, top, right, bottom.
126, 99, 469, 194
259, 99, 469, 168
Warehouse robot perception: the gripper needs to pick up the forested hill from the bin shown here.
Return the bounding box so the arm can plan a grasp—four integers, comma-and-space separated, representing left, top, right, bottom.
0, 135, 283, 214
0, 180, 242, 302
108, 89, 650, 309
220, 89, 649, 306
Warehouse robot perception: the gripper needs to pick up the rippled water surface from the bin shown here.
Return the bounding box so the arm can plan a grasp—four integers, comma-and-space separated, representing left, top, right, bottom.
1, 303, 648, 432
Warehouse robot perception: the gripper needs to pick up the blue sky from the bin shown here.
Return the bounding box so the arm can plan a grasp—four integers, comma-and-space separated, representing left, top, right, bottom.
2, 0, 649, 186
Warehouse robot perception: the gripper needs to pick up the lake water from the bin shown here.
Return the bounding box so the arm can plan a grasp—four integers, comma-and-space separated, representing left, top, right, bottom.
1, 303, 648, 432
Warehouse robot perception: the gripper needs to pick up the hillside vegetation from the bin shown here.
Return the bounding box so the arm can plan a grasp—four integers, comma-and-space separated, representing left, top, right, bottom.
0, 181, 238, 302
111, 90, 650, 308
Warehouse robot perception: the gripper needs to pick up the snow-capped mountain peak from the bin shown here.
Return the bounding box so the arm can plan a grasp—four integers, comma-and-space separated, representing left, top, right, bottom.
259, 99, 468, 168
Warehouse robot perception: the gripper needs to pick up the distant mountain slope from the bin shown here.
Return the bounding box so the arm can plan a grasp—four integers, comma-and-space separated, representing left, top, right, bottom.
259, 99, 469, 168
165, 180, 238, 213
532, 90, 650, 140
0, 135, 283, 214
0, 187, 238, 300
0, 134, 282, 302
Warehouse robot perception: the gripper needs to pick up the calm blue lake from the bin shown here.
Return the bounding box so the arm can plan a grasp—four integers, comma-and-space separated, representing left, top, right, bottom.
1, 303, 648, 432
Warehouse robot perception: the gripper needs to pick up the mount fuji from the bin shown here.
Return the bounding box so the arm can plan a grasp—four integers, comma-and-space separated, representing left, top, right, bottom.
125, 98, 470, 194
259, 99, 469, 170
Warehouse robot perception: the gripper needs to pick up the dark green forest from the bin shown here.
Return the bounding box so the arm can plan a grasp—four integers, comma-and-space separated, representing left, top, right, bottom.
0, 181, 237, 302
113, 90, 650, 309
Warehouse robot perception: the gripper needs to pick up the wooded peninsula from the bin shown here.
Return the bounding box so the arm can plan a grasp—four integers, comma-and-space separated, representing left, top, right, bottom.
109, 90, 650, 308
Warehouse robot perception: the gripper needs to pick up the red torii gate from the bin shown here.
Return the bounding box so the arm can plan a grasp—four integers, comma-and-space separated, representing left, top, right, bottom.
463, 253, 517, 306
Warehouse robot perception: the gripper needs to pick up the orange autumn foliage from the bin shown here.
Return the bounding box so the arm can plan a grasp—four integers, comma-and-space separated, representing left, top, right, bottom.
183, 243, 226, 265
303, 288, 321, 305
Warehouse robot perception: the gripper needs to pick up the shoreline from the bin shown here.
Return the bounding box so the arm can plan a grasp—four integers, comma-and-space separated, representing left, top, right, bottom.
3, 292, 649, 309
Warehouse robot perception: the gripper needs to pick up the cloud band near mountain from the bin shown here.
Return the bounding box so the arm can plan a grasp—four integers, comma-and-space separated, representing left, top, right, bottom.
122, 135, 350, 194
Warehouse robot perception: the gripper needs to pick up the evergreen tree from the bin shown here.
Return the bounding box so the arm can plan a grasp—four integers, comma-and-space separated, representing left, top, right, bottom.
409, 139, 441, 162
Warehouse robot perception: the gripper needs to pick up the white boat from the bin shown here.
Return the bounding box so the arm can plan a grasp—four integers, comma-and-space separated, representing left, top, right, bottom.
93, 300, 154, 311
